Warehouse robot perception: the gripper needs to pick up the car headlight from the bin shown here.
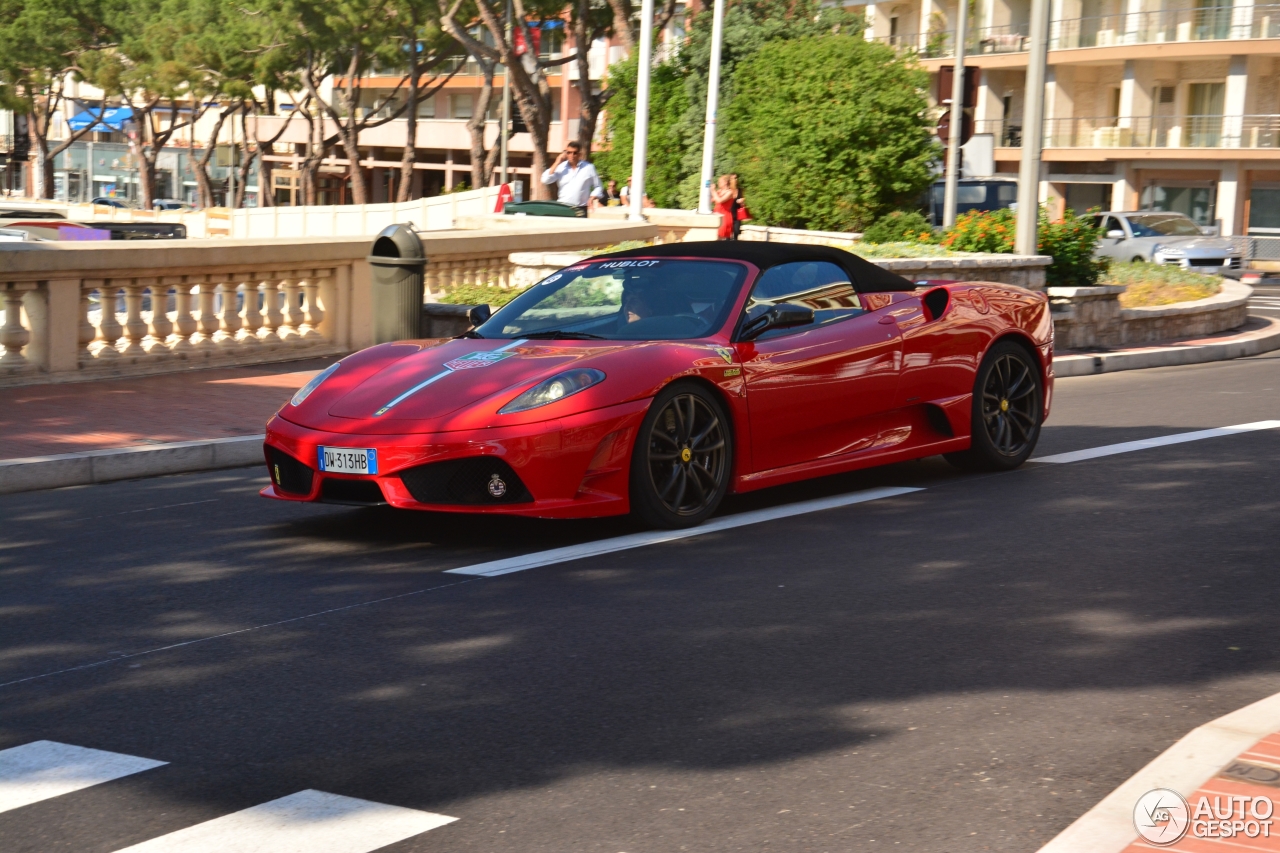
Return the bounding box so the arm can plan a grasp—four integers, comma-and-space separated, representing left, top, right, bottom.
291, 362, 341, 406
499, 368, 605, 414
1158, 246, 1184, 257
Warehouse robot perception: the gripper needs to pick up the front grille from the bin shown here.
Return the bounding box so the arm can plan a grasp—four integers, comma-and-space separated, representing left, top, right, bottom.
399, 457, 533, 505
267, 447, 315, 495
1188, 258, 1225, 267
320, 478, 387, 505
1229, 257, 1242, 269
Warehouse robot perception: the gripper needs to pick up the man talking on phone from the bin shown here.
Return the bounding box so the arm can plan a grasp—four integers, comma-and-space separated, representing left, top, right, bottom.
540, 141, 604, 212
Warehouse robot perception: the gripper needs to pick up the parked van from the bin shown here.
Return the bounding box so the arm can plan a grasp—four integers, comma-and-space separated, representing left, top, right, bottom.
926, 178, 1019, 226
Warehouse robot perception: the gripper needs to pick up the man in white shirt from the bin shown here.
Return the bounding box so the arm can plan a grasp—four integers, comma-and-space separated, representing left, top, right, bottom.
541, 141, 603, 210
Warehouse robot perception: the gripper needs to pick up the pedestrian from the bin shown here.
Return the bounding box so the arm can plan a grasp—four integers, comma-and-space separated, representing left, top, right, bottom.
712, 175, 736, 240
729, 174, 750, 239
540, 141, 603, 211
602, 179, 622, 206
619, 176, 655, 210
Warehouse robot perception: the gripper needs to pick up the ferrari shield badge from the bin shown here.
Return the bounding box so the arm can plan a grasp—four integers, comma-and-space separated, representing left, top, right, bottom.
445, 350, 517, 371
715, 347, 735, 365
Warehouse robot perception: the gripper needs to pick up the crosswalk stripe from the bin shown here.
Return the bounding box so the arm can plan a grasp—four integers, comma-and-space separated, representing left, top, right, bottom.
110, 789, 457, 853
0, 741, 167, 814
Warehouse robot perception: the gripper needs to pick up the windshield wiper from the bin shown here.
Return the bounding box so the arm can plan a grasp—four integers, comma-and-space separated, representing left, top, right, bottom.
458, 329, 485, 338
521, 330, 608, 340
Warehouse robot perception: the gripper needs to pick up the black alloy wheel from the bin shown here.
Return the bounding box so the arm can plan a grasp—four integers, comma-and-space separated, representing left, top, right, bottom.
945, 340, 1043, 471
630, 383, 732, 528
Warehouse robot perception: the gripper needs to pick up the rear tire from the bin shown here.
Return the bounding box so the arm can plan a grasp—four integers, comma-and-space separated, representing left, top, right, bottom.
629, 382, 732, 529
945, 340, 1043, 472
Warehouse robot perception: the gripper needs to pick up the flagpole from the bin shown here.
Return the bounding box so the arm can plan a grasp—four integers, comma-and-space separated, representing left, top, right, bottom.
628, 0, 656, 221
696, 0, 726, 214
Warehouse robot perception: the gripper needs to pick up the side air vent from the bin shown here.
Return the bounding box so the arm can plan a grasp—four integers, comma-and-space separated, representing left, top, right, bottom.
267, 446, 315, 496
320, 478, 387, 506
923, 403, 955, 437
400, 457, 533, 505
922, 288, 950, 321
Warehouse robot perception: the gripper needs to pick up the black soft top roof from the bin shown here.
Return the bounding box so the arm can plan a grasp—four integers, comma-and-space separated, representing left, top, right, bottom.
592, 240, 914, 293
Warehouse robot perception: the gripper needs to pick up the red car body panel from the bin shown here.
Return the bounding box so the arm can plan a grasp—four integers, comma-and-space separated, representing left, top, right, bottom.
262, 253, 1053, 519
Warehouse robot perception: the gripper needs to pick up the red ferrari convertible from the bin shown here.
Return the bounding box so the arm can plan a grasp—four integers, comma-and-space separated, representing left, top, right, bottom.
262, 242, 1053, 528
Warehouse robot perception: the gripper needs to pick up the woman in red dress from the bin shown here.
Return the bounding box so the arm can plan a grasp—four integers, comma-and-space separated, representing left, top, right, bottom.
712, 175, 736, 240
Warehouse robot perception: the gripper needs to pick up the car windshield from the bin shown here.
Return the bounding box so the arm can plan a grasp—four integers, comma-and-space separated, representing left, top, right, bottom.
1126, 214, 1202, 237
474, 259, 748, 341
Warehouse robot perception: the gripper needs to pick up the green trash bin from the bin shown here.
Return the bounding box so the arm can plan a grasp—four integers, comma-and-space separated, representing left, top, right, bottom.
503, 200, 587, 217
367, 224, 426, 343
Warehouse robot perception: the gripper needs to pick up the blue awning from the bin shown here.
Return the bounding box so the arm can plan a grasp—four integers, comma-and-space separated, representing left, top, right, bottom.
67, 106, 133, 132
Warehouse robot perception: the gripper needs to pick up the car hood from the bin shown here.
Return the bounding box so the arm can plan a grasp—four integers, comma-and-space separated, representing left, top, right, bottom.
1140, 235, 1236, 252
277, 337, 695, 435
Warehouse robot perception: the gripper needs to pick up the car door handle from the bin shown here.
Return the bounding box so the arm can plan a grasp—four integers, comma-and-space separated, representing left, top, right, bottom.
878, 315, 898, 325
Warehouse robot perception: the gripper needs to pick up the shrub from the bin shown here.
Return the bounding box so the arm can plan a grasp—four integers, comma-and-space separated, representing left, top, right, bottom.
1107, 261, 1221, 308
1039, 211, 1109, 288
939, 207, 1109, 287
862, 211, 935, 244
721, 34, 939, 231
439, 283, 527, 307
939, 208, 1016, 253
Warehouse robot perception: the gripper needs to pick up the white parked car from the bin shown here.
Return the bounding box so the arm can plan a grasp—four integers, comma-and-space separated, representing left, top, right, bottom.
1091, 211, 1242, 275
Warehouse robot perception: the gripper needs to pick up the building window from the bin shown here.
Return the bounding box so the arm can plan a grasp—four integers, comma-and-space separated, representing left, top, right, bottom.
1141, 182, 1216, 226
449, 93, 473, 120
417, 97, 436, 119
1187, 82, 1224, 146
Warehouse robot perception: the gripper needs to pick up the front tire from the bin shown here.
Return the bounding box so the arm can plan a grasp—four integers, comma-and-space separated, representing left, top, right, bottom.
945, 340, 1043, 471
630, 382, 732, 529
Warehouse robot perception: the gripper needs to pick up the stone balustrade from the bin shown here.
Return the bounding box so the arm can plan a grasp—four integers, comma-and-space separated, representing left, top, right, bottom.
0, 218, 656, 386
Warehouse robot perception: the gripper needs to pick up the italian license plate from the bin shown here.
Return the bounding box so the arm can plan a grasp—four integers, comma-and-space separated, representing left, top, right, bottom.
318, 446, 378, 475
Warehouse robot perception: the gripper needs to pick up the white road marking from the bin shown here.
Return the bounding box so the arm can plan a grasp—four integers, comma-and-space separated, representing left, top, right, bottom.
1034, 420, 1280, 464
110, 789, 455, 853
0, 741, 166, 814
446, 486, 924, 577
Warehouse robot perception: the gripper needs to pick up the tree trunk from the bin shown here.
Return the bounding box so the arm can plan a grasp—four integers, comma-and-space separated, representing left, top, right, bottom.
258, 141, 276, 207
572, 6, 607, 156
29, 121, 51, 200
137, 147, 158, 209
338, 122, 367, 204
195, 107, 233, 209
466, 70, 496, 191
234, 109, 254, 208
398, 67, 419, 202
605, 0, 635, 50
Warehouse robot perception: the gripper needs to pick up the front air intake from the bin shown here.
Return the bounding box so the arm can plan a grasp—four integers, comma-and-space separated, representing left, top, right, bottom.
267, 446, 315, 496
320, 478, 387, 505
399, 457, 533, 505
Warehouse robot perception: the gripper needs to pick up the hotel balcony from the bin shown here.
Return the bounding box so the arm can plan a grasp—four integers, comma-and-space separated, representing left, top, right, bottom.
873, 4, 1280, 67
973, 115, 1280, 158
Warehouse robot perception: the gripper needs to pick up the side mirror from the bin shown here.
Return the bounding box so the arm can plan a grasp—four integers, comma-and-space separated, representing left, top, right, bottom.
739, 302, 815, 341
1106, 229, 1125, 239
466, 304, 491, 327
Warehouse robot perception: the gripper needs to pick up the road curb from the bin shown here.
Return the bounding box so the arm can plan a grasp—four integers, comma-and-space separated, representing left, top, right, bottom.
0, 436, 265, 496
1038, 689, 1280, 852
1053, 315, 1280, 377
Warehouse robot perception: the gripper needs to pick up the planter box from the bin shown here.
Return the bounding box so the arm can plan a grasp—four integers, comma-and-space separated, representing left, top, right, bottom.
1049, 280, 1252, 349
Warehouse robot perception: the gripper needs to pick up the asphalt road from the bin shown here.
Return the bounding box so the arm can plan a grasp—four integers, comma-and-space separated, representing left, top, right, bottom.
3, 351, 1280, 852
1249, 280, 1280, 317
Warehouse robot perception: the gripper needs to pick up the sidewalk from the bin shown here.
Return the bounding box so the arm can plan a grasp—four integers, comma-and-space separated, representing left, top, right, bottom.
1040, 691, 1280, 852
0, 357, 335, 462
